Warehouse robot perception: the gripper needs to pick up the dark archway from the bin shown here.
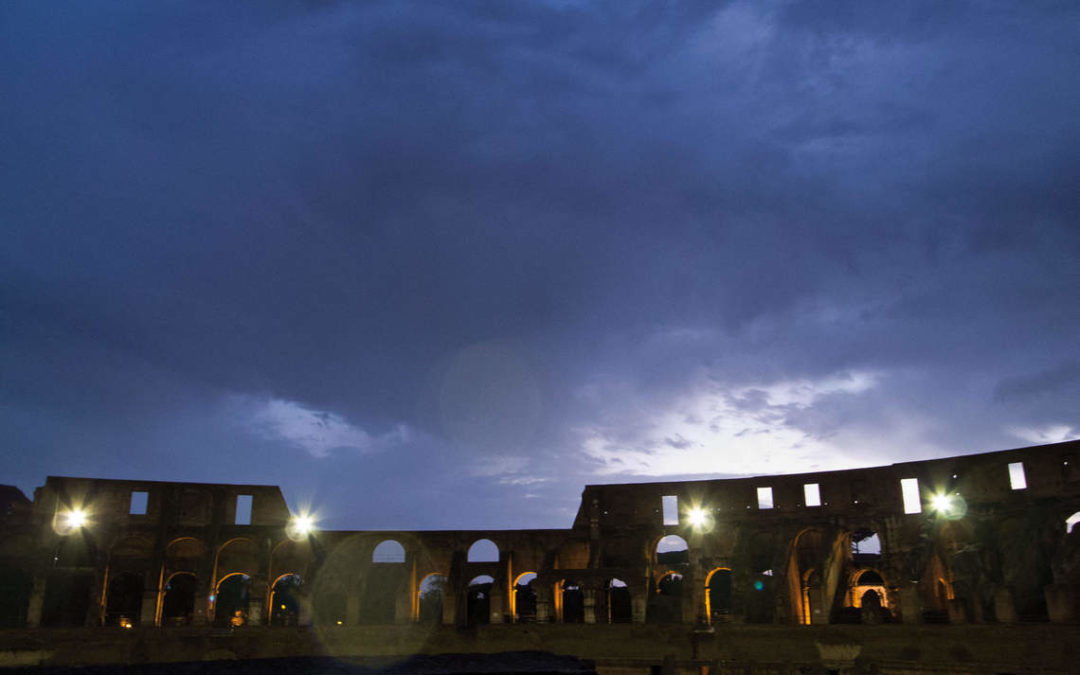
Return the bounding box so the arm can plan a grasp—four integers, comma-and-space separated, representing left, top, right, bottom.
513, 573, 537, 623
560, 579, 584, 623
608, 578, 631, 623
466, 575, 493, 626
214, 574, 251, 627
647, 572, 683, 624
418, 574, 446, 624
270, 574, 302, 626
41, 572, 93, 627
706, 568, 732, 623
162, 573, 196, 626
104, 572, 143, 627
0, 565, 32, 628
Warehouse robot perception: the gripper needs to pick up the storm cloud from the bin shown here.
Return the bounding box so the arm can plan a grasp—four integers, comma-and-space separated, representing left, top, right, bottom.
2, 0, 1078, 528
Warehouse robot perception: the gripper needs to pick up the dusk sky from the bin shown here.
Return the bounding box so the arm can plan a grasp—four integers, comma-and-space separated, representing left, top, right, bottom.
2, 1, 1078, 530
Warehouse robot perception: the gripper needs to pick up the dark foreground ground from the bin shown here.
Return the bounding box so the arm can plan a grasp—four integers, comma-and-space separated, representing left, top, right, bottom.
2, 653, 597, 675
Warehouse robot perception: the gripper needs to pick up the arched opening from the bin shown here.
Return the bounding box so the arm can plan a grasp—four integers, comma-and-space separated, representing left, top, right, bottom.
647, 572, 683, 624
935, 578, 951, 611
801, 569, 822, 625
104, 572, 143, 627
41, 573, 93, 627
372, 540, 406, 564
214, 573, 251, 627
557, 579, 584, 623
846, 569, 888, 623
1066, 511, 1080, 534
656, 535, 688, 565
607, 578, 631, 624
0, 565, 32, 628
705, 568, 732, 624
269, 573, 302, 626
851, 529, 882, 561
513, 572, 537, 623
161, 573, 196, 626
418, 574, 446, 624
466, 575, 494, 626
467, 539, 499, 563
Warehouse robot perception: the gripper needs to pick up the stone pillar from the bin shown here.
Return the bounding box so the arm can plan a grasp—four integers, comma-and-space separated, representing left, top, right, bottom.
1045, 584, 1075, 623
631, 587, 648, 624
534, 584, 553, 623
809, 586, 829, 625
583, 588, 597, 624
947, 598, 967, 624
489, 585, 504, 624
26, 574, 46, 628
192, 592, 209, 626
994, 587, 1017, 624
86, 571, 105, 626
248, 599, 264, 626
900, 584, 922, 624
395, 584, 412, 624
442, 585, 458, 625
346, 589, 362, 625
140, 590, 159, 626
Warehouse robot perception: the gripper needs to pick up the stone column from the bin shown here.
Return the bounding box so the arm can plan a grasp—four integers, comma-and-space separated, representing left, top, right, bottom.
994, 587, 1017, 623
489, 584, 504, 624
140, 589, 159, 626
26, 574, 46, 628
534, 584, 553, 623
631, 583, 648, 624
1045, 584, 1076, 623
947, 598, 967, 624
583, 587, 597, 624
900, 583, 922, 624
346, 588, 362, 625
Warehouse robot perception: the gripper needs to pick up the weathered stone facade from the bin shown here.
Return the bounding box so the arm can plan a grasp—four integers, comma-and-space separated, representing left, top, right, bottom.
2, 440, 1079, 633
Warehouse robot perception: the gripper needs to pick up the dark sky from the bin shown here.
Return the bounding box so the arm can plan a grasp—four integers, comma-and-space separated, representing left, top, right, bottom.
2, 1, 1078, 530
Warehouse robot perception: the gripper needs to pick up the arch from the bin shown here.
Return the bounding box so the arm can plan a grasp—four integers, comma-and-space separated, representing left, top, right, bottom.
269, 573, 302, 626
556, 578, 584, 623
607, 578, 631, 624
214, 537, 259, 582
466, 575, 494, 626
1066, 511, 1080, 534
161, 572, 196, 626
848, 568, 888, 611
372, 539, 406, 564
705, 568, 732, 624
417, 573, 446, 624
213, 573, 251, 627
801, 568, 822, 625
851, 529, 882, 557
467, 539, 499, 563
647, 572, 683, 624
655, 535, 688, 565
104, 572, 143, 627
0, 565, 33, 628
513, 572, 537, 623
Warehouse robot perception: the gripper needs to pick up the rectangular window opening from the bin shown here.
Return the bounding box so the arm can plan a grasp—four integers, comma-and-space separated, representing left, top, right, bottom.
662, 495, 679, 525
235, 494, 253, 525
756, 487, 774, 510
129, 490, 148, 515
900, 478, 922, 514
803, 483, 821, 508
1008, 462, 1027, 490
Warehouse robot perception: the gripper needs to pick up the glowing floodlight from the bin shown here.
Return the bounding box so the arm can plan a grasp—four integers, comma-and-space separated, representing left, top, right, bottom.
287, 513, 316, 540
65, 509, 87, 529
687, 507, 709, 528
931, 494, 953, 514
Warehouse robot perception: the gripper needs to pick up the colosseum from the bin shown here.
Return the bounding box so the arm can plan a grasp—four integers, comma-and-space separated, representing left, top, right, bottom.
2, 439, 1079, 673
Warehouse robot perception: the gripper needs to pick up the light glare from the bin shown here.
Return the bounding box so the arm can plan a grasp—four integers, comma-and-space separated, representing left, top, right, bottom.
66, 509, 87, 528
931, 494, 952, 513
687, 507, 708, 527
